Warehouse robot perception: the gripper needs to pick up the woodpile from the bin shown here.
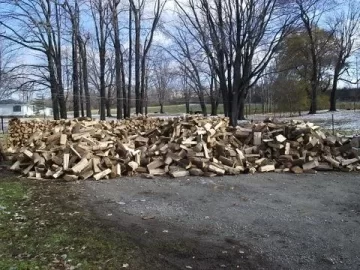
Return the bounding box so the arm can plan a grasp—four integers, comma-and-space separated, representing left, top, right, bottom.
7, 117, 165, 148
6, 116, 360, 181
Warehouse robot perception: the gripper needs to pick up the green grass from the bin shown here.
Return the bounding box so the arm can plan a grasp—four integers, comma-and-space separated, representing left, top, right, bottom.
89, 103, 289, 116
0, 181, 25, 209
0, 175, 145, 270
144, 104, 226, 114
0, 133, 8, 145
322, 129, 359, 136
68, 101, 360, 117
90, 104, 225, 115
336, 101, 360, 110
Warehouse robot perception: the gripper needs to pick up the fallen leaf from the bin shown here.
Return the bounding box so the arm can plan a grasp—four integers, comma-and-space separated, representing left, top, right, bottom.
142, 215, 155, 220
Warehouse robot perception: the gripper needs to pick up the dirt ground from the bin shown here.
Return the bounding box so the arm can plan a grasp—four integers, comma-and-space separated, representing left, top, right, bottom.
79, 172, 360, 270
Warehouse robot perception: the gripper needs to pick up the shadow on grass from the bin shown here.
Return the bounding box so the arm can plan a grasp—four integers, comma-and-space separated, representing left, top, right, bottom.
0, 173, 147, 270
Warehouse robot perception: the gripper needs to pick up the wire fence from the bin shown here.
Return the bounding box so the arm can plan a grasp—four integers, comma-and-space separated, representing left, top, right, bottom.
0, 117, 6, 134
1, 98, 360, 136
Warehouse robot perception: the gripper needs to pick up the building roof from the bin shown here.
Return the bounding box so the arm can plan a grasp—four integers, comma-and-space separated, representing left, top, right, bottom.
0, 99, 26, 105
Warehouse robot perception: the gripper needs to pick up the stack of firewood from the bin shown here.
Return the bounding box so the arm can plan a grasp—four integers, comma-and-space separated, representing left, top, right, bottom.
8, 118, 49, 147
7, 116, 171, 148
6, 116, 360, 181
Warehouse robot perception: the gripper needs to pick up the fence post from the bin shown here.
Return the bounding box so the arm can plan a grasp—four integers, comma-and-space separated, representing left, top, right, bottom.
1, 116, 3, 134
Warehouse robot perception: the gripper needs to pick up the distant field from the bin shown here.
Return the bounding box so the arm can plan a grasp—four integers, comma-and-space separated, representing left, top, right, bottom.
5, 103, 357, 137
248, 110, 360, 135
87, 104, 267, 116
13, 101, 360, 135
287, 110, 360, 134
88, 104, 225, 115
85, 101, 360, 116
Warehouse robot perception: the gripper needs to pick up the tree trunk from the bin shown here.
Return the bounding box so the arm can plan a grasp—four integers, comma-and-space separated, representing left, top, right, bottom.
140, 57, 146, 114
52, 2, 67, 119
330, 69, 340, 112
220, 80, 229, 117
229, 92, 238, 127
127, 4, 132, 118
237, 79, 250, 120
79, 57, 85, 117
309, 38, 318, 115
51, 87, 60, 120
200, 102, 207, 116
185, 99, 190, 114
99, 49, 106, 120
160, 103, 164, 114
134, 9, 141, 114
78, 39, 92, 118
198, 91, 207, 116
120, 51, 127, 118
106, 88, 112, 117
57, 83, 67, 119
144, 72, 148, 115
209, 72, 218, 116
72, 29, 80, 118
55, 55, 67, 119
329, 85, 337, 112
237, 97, 245, 121
112, 1, 123, 120
210, 99, 218, 115
115, 46, 123, 120
48, 55, 60, 120
309, 82, 317, 114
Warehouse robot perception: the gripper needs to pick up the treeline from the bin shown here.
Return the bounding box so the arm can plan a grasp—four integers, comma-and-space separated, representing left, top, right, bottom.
0, 0, 360, 126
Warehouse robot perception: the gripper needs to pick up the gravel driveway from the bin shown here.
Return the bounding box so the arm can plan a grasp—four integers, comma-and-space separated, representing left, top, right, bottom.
80, 172, 360, 270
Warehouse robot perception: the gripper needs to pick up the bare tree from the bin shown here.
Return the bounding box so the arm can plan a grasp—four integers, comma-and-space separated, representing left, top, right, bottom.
63, 0, 81, 117
127, 1, 133, 118
78, 33, 92, 118
176, 0, 295, 126
88, 42, 116, 117
328, 0, 360, 111
90, 0, 111, 120
110, 0, 123, 119
78, 49, 85, 117
180, 70, 192, 114
162, 27, 209, 115
129, 0, 167, 114
0, 0, 67, 119
139, 0, 166, 114
276, 27, 336, 113
295, 0, 336, 114
0, 36, 19, 99
130, 0, 142, 114
88, 45, 101, 92
151, 56, 174, 113
0, 37, 36, 101
105, 51, 116, 117
209, 64, 220, 115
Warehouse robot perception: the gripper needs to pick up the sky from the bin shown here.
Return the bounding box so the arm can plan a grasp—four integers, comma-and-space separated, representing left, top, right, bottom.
1, 0, 360, 102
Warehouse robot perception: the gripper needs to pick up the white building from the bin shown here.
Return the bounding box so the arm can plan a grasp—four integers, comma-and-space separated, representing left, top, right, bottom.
39, 107, 53, 117
0, 99, 35, 117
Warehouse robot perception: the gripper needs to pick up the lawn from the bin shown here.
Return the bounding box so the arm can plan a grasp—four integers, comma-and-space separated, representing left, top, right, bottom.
0, 174, 149, 269
0, 133, 8, 144
75, 101, 360, 117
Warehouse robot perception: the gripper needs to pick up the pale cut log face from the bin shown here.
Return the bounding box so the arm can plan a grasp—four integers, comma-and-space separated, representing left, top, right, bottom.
4, 116, 360, 181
